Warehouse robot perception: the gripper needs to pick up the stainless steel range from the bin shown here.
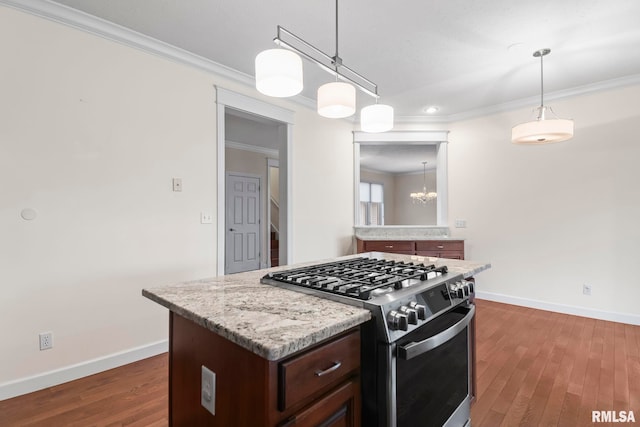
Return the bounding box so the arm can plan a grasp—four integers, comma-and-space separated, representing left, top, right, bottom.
262, 255, 475, 427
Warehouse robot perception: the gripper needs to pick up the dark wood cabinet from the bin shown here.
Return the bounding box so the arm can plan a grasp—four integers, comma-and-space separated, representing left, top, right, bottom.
278, 379, 360, 427
169, 312, 361, 427
356, 238, 465, 260
415, 240, 464, 259
357, 240, 415, 254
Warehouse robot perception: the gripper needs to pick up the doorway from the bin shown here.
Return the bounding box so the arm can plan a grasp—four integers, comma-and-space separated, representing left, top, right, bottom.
216, 87, 293, 275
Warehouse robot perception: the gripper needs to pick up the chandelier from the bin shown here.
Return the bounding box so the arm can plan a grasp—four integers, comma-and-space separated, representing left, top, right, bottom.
511, 48, 574, 144
254, 0, 393, 132
410, 162, 437, 204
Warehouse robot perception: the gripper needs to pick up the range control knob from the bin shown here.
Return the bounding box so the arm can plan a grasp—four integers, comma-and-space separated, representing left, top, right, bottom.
461, 281, 470, 297
399, 306, 418, 324
388, 310, 409, 331
449, 282, 464, 299
409, 301, 427, 320
463, 280, 474, 294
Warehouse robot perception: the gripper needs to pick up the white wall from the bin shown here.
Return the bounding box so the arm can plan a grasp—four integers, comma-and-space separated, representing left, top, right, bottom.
0, 5, 356, 396
0, 4, 218, 388
290, 109, 355, 262
446, 85, 640, 320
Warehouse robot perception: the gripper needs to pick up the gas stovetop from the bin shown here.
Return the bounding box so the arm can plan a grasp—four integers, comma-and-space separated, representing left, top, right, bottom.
261, 256, 474, 342
262, 257, 449, 301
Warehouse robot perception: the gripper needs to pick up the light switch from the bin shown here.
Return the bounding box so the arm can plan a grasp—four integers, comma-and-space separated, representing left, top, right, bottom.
455, 219, 467, 228
172, 178, 182, 192
201, 212, 213, 224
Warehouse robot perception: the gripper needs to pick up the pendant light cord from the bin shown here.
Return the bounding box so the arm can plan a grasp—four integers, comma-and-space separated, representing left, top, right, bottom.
539, 52, 544, 109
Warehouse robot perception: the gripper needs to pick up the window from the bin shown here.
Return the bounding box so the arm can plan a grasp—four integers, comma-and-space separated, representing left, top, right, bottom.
360, 182, 384, 225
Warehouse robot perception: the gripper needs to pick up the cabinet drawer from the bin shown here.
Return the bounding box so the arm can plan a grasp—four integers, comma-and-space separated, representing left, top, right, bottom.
364, 240, 414, 253
417, 250, 464, 260
279, 331, 360, 411
278, 379, 360, 427
415, 240, 464, 252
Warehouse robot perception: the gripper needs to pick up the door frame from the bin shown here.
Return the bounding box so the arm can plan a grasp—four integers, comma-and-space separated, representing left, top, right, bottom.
266, 158, 279, 268
216, 87, 294, 275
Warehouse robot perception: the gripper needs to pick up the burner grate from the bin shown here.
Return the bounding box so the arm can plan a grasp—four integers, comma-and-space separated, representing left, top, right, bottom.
263, 257, 448, 300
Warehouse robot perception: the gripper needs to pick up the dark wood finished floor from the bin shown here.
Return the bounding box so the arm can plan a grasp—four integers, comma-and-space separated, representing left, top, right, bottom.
1, 299, 638, 426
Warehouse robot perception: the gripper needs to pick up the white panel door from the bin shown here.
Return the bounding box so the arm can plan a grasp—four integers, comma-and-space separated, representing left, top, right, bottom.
225, 173, 261, 274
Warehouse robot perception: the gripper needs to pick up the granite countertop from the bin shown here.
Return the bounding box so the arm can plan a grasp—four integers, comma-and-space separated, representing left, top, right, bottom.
353, 226, 462, 241
143, 253, 490, 361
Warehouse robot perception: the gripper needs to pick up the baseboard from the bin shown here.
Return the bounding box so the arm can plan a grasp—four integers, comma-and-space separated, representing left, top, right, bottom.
0, 340, 168, 401
475, 291, 640, 326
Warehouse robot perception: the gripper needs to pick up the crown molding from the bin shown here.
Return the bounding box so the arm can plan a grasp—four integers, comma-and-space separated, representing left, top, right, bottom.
398, 73, 640, 125
4, 0, 640, 127
0, 0, 318, 110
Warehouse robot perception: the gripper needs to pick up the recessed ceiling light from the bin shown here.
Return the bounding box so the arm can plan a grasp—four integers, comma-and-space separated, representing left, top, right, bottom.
424, 106, 439, 114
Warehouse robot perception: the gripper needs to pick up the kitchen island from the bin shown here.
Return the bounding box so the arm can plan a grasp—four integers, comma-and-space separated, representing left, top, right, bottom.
143, 253, 491, 426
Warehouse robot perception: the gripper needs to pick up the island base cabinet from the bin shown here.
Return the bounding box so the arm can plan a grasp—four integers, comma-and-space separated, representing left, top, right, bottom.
169, 312, 361, 427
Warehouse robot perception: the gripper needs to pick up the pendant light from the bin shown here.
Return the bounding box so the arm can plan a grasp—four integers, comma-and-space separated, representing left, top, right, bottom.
255, 48, 303, 98
316, 0, 356, 118
410, 162, 437, 204
361, 102, 394, 133
255, 1, 393, 130
512, 49, 574, 144
318, 81, 356, 118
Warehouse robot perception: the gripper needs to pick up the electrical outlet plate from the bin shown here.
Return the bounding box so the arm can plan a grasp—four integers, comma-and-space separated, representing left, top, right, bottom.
201, 365, 216, 415
583, 284, 592, 295
39, 332, 53, 350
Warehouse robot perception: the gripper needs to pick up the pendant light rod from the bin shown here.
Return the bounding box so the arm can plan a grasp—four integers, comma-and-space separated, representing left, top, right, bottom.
273, 26, 379, 98
533, 48, 550, 119
334, 0, 339, 66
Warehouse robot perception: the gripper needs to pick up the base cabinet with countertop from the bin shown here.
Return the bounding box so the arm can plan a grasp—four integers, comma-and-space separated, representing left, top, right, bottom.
169, 312, 361, 427
356, 238, 465, 259
144, 253, 491, 427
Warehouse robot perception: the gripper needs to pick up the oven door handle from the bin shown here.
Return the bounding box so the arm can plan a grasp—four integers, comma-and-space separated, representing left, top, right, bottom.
397, 304, 475, 360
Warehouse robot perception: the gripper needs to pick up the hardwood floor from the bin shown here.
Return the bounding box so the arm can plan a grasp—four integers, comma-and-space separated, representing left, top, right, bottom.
471, 299, 640, 427
1, 299, 638, 426
0, 353, 168, 426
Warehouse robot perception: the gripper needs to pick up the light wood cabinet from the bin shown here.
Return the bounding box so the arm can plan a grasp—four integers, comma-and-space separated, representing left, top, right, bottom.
356, 238, 465, 260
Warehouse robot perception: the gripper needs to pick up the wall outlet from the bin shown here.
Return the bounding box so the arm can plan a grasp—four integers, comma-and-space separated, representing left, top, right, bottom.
39, 332, 53, 350
455, 219, 467, 228
201, 365, 216, 415
583, 284, 592, 296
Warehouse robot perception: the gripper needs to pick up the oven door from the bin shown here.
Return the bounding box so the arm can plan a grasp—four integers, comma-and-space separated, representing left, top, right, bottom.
394, 303, 475, 427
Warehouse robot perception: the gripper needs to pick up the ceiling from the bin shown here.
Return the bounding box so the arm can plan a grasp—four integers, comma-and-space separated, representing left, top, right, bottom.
48, 0, 640, 121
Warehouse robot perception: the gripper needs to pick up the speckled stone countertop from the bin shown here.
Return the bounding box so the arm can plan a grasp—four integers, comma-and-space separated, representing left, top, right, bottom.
142, 252, 490, 361
354, 226, 462, 240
